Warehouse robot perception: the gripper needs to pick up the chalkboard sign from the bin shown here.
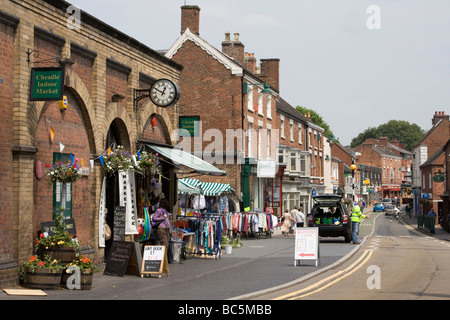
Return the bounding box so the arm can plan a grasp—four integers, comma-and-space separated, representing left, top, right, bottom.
113, 206, 126, 241
104, 241, 133, 277
141, 245, 165, 278
40, 218, 76, 236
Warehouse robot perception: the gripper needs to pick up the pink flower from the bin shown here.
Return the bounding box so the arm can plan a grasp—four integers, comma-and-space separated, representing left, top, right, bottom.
38, 261, 45, 266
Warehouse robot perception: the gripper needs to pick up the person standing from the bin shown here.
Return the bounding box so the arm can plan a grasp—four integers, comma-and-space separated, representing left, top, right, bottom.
295, 206, 305, 228
152, 198, 171, 275
351, 201, 369, 244
281, 209, 296, 237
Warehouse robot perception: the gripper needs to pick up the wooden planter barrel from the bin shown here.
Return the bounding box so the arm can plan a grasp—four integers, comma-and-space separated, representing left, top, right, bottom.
39, 246, 77, 264
61, 269, 93, 290
24, 267, 62, 290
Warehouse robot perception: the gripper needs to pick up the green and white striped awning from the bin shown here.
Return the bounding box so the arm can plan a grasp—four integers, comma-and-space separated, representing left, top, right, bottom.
178, 178, 201, 194
200, 182, 233, 196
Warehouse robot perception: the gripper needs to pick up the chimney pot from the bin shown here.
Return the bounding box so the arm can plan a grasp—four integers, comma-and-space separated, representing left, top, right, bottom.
181, 5, 201, 35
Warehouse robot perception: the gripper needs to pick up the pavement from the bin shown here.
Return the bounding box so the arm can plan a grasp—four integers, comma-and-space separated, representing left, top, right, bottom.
2, 205, 448, 301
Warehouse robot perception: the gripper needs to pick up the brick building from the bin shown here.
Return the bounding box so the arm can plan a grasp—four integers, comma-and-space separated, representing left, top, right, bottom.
0, 0, 183, 288
165, 6, 326, 216
413, 111, 450, 219
354, 137, 412, 201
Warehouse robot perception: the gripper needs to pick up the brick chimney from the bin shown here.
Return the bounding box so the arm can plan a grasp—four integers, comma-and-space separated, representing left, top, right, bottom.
245, 52, 256, 74
379, 136, 389, 146
181, 5, 201, 35
222, 32, 245, 65
260, 58, 280, 92
432, 111, 449, 126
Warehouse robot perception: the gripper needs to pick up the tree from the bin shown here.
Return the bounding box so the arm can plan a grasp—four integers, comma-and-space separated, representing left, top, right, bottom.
350, 120, 425, 151
296, 106, 335, 139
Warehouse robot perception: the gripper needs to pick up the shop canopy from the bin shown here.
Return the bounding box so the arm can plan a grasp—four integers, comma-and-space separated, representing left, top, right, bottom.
200, 182, 234, 196
178, 178, 233, 196
147, 145, 226, 176
178, 178, 201, 194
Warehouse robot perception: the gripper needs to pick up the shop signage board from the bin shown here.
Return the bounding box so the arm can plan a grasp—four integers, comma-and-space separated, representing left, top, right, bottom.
294, 227, 319, 266
40, 218, 76, 236
179, 116, 200, 137
141, 245, 166, 278
113, 206, 126, 241
29, 67, 65, 101
103, 241, 133, 277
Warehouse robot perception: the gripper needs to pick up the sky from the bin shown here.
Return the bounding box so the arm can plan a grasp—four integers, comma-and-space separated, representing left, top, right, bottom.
68, 0, 450, 146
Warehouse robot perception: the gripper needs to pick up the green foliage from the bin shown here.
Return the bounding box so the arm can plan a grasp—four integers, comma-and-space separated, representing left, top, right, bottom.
35, 212, 79, 252
350, 120, 426, 151
296, 106, 335, 139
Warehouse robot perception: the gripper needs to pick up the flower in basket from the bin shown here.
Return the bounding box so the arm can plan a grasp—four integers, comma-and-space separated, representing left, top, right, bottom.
45, 160, 82, 186
20, 255, 64, 279
102, 145, 134, 175
135, 150, 160, 176
35, 212, 80, 253
67, 254, 100, 273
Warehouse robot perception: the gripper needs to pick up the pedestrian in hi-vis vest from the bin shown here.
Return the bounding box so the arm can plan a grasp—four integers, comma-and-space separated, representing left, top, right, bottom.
351, 201, 370, 244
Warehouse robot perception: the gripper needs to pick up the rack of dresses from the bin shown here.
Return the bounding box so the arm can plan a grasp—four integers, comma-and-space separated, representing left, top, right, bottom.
175, 215, 223, 260
224, 212, 275, 239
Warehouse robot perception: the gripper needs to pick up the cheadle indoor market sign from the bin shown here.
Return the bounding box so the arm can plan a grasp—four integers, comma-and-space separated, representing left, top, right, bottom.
29, 67, 65, 101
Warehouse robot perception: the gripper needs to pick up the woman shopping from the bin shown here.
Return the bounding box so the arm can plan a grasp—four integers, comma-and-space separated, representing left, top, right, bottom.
152, 198, 171, 276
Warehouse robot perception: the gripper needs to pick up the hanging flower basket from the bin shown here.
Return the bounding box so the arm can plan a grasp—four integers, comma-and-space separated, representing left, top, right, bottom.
45, 161, 82, 186
101, 145, 160, 176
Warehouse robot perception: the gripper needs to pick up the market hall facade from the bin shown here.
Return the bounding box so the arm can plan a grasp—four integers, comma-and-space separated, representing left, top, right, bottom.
0, 0, 183, 288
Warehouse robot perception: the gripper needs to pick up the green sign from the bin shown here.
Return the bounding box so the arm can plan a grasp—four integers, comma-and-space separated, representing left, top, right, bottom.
179, 116, 200, 137
433, 173, 445, 183
30, 67, 65, 101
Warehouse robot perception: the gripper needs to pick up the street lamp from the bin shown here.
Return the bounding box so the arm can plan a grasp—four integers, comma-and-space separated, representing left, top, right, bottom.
351, 152, 361, 203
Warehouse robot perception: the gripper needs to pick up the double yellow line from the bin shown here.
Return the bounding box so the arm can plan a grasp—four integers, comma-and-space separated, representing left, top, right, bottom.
273, 249, 374, 300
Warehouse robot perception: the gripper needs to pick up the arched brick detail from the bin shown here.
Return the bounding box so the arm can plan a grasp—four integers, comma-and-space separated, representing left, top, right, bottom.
138, 100, 174, 146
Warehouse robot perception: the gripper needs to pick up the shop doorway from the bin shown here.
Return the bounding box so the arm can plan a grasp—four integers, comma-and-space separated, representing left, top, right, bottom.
104, 120, 127, 259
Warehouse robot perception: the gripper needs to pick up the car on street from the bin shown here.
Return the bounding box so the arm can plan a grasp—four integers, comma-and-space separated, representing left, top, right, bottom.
384, 204, 395, 215
373, 202, 384, 212
382, 198, 392, 205
307, 194, 352, 243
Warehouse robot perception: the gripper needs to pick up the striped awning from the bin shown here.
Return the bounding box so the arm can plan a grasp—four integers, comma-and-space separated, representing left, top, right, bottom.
200, 182, 234, 196
178, 178, 201, 194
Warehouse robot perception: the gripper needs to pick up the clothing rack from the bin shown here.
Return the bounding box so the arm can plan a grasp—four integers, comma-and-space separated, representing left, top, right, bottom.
225, 212, 275, 239
176, 215, 222, 260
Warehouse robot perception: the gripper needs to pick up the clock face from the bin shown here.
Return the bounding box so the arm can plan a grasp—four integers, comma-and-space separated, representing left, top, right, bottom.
149, 79, 180, 107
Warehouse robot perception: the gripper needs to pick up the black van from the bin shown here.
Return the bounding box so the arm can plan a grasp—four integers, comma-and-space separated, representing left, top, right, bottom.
307, 194, 352, 243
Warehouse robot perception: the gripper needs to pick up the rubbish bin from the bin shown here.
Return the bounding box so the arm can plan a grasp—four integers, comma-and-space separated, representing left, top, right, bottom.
169, 240, 183, 263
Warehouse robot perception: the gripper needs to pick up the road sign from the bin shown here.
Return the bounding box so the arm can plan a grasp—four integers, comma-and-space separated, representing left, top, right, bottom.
295, 227, 319, 266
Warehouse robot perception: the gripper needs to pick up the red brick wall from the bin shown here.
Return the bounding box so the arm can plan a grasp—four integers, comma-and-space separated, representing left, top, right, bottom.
71, 52, 93, 95
423, 119, 450, 157
0, 21, 15, 261
172, 40, 242, 153
106, 65, 128, 104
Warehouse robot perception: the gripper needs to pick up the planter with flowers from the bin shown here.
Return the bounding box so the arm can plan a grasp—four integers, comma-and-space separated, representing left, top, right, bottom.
61, 254, 100, 290
20, 255, 65, 290
36, 212, 80, 265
